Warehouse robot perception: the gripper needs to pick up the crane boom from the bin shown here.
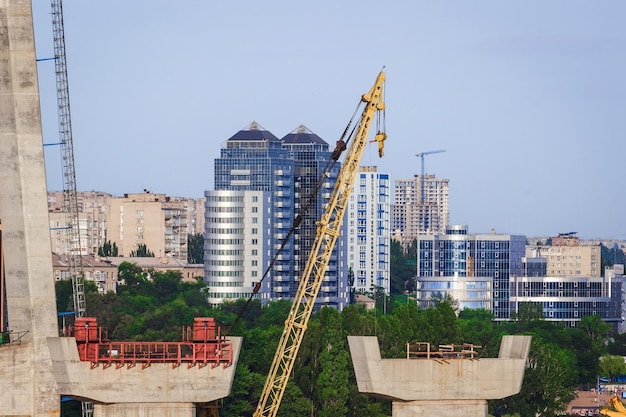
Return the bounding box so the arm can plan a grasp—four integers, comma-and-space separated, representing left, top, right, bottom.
415, 149, 445, 204
254, 71, 386, 417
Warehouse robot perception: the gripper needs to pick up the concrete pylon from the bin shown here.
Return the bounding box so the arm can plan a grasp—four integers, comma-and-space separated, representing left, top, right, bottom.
348, 335, 531, 417
0, 1, 63, 415
0, 2, 241, 416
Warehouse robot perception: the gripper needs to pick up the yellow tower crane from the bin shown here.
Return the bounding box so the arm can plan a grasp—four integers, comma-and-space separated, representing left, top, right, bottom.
253, 70, 387, 417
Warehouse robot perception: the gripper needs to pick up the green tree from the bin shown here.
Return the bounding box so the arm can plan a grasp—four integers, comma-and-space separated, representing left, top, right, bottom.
390, 239, 415, 295
458, 309, 503, 355
492, 337, 577, 417
599, 354, 626, 378
129, 243, 154, 257
97, 240, 118, 257
187, 233, 204, 264
315, 308, 350, 417
608, 332, 626, 356
574, 315, 611, 384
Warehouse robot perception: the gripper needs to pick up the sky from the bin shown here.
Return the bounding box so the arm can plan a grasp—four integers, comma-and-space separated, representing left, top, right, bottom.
31, 1, 626, 240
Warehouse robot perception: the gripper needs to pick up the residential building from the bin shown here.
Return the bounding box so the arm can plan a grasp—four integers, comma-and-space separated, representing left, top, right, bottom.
509, 263, 623, 331
186, 197, 206, 236
282, 125, 348, 309
106, 256, 203, 284
203, 190, 271, 306
392, 174, 449, 246
525, 233, 601, 277
51, 253, 118, 294
106, 192, 189, 260
212, 122, 295, 302
207, 122, 351, 309
415, 225, 526, 319
347, 166, 391, 296
47, 191, 110, 256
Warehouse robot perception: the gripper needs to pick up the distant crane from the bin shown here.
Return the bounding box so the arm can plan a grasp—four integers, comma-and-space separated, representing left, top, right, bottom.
49, 1, 91, 416
415, 149, 445, 204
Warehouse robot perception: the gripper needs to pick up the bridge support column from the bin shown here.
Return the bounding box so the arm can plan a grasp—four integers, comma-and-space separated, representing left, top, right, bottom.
348, 335, 531, 417
95, 402, 194, 417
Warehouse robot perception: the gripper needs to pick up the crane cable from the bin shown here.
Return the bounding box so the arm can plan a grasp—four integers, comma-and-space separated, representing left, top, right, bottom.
226, 102, 363, 335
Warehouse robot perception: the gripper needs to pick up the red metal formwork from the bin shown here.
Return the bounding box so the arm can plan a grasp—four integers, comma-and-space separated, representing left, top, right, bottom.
68, 317, 233, 369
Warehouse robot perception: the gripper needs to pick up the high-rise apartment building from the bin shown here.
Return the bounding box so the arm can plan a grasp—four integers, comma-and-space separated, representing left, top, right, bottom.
106, 192, 189, 260
415, 226, 526, 319
347, 166, 391, 296
204, 190, 270, 306
212, 122, 295, 301
207, 122, 350, 309
281, 125, 348, 309
392, 175, 449, 245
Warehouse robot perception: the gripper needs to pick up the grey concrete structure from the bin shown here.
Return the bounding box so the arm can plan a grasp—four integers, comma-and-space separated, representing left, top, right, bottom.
348, 335, 531, 417
0, 2, 240, 416
0, 1, 61, 415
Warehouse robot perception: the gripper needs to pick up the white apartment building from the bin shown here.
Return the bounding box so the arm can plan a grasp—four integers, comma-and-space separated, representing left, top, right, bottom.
203, 190, 271, 307
347, 166, 391, 295
392, 174, 449, 245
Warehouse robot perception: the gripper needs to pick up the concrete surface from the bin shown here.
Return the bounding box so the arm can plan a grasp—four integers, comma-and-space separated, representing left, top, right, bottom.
348, 335, 531, 417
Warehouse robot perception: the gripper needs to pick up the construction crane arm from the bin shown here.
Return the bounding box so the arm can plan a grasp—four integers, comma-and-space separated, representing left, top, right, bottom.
253, 71, 386, 417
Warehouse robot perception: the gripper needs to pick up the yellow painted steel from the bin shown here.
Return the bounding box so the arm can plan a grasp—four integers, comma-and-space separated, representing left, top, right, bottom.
601, 395, 626, 416
253, 71, 386, 417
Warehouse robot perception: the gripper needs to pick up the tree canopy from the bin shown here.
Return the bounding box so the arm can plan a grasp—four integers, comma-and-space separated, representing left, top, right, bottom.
55, 261, 616, 417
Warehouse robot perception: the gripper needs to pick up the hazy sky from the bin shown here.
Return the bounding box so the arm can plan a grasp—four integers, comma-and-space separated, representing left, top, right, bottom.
32, 1, 626, 240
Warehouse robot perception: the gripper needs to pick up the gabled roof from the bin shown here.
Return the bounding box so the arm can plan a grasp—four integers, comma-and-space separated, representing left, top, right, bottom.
227, 121, 280, 142
281, 124, 327, 145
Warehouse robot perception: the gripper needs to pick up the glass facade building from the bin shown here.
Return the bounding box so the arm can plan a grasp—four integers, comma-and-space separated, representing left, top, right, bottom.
510, 275, 622, 330
212, 122, 295, 301
281, 125, 348, 309
416, 225, 526, 319
207, 122, 350, 309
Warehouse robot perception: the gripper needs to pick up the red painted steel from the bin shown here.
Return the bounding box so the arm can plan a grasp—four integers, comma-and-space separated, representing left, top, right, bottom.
69, 317, 232, 369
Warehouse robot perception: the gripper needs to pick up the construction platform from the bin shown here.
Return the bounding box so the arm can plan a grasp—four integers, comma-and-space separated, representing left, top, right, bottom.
348, 335, 531, 417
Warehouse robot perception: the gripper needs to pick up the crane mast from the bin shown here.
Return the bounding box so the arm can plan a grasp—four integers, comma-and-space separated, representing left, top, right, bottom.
254, 71, 386, 417
50, 1, 91, 416
51, 0, 85, 318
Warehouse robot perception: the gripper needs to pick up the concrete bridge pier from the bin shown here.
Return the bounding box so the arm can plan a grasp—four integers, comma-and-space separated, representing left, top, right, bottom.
94, 403, 194, 417
348, 335, 531, 417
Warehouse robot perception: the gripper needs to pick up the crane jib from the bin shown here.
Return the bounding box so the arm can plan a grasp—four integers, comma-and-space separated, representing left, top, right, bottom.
253, 71, 386, 417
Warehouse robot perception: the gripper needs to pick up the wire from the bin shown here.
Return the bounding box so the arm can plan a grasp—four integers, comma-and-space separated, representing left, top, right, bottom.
226, 101, 364, 334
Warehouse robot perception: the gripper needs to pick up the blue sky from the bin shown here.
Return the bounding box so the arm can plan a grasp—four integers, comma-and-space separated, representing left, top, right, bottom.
32, 1, 626, 239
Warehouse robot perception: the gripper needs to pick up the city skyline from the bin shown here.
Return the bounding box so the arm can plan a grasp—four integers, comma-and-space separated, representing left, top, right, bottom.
32, 1, 626, 240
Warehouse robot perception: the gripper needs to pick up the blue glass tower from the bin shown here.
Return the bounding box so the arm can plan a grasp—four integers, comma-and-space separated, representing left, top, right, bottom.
213, 121, 294, 300
281, 125, 348, 309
